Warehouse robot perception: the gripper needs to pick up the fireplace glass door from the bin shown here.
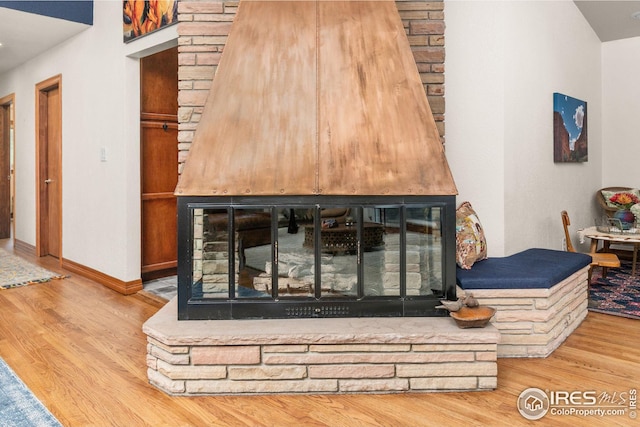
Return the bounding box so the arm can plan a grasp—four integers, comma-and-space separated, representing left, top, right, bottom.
178, 196, 456, 320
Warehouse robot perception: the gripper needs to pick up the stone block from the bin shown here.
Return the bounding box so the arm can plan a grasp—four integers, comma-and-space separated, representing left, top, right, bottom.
186, 379, 338, 394
202, 260, 228, 275
308, 364, 395, 379
411, 376, 478, 391
191, 346, 261, 365
478, 376, 498, 390
383, 272, 399, 288
178, 2, 224, 14
228, 366, 307, 380
157, 359, 226, 380
410, 21, 445, 35
339, 379, 409, 392
407, 272, 422, 289
180, 65, 216, 80
148, 369, 186, 394
177, 89, 209, 107
146, 354, 157, 370
475, 351, 497, 362
412, 343, 495, 352
309, 344, 410, 353
397, 362, 497, 378
263, 345, 309, 353
178, 21, 232, 36
149, 344, 190, 365
148, 337, 189, 354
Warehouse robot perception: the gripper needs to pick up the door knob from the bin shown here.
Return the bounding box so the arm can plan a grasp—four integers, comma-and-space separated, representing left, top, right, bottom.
44, 179, 52, 184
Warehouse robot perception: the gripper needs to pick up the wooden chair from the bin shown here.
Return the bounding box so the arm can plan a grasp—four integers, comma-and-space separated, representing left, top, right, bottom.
561, 211, 620, 283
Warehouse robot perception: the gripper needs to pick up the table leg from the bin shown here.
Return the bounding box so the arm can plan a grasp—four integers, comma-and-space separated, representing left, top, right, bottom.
633, 243, 638, 276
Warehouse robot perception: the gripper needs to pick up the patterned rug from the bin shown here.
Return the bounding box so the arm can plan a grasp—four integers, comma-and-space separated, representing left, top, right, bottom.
589, 260, 640, 319
0, 249, 67, 290
0, 357, 62, 427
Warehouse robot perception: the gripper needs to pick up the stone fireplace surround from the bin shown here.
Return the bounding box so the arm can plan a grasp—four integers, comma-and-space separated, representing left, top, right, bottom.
145, 299, 499, 395
143, 261, 589, 395
146, 0, 499, 395
142, 1, 592, 395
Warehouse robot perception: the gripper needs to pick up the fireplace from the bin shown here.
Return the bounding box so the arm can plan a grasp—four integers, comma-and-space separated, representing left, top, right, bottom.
175, 0, 458, 320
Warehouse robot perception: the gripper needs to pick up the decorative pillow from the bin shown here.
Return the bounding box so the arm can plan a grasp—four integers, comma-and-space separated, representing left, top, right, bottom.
601, 189, 640, 209
455, 201, 488, 269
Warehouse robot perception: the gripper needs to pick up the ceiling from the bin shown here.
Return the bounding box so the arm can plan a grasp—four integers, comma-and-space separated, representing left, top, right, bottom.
0, 7, 89, 75
574, 0, 640, 42
1, 1, 640, 76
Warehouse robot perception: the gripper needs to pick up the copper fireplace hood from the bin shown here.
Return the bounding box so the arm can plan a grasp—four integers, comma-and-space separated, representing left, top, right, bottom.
175, 0, 457, 197
175, 0, 458, 320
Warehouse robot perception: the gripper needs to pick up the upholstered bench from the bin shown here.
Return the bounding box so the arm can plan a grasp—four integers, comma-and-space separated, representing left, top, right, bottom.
456, 248, 592, 358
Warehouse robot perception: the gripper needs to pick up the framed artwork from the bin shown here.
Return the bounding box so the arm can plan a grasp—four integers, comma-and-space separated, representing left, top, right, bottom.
123, 0, 178, 43
553, 93, 587, 163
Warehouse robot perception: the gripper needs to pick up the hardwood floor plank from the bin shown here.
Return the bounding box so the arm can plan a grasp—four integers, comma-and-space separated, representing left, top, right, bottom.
0, 241, 638, 426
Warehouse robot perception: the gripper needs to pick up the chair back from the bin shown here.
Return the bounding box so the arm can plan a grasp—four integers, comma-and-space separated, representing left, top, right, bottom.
561, 211, 576, 252
597, 186, 634, 217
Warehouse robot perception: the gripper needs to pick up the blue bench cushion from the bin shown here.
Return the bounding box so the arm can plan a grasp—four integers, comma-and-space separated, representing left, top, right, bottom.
456, 248, 592, 290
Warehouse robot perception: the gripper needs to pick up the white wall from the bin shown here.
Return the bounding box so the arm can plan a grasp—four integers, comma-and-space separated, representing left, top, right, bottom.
1, 1, 636, 280
602, 37, 640, 188
0, 1, 177, 282
446, 0, 603, 255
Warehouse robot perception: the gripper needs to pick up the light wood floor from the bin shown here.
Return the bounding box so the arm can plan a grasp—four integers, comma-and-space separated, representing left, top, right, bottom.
1, 238, 638, 427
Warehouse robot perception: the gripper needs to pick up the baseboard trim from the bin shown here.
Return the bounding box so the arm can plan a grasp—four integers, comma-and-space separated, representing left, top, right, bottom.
62, 258, 143, 295
13, 239, 36, 256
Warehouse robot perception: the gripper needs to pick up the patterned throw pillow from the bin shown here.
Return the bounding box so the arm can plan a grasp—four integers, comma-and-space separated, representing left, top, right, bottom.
601, 189, 640, 208
455, 201, 488, 269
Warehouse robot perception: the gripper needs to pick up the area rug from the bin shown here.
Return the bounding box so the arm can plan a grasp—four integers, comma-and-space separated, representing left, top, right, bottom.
0, 248, 67, 290
589, 260, 640, 319
0, 357, 62, 427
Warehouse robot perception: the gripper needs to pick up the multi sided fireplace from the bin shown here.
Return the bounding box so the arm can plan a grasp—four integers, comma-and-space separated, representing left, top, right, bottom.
175, 0, 458, 320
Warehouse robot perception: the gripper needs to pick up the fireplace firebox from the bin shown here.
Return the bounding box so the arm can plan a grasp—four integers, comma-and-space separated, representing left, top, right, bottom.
177, 195, 456, 320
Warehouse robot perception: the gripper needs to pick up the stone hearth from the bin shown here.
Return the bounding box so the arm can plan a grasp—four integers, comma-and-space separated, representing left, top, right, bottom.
144, 299, 500, 395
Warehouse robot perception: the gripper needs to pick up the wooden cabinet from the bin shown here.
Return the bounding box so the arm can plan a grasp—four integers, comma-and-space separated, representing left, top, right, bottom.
141, 47, 178, 279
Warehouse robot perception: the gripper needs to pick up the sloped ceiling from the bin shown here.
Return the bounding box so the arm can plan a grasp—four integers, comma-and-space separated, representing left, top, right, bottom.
574, 1, 640, 42
0, 2, 92, 75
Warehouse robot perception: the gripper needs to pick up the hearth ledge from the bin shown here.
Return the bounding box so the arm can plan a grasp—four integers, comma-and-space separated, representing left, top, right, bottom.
143, 298, 500, 395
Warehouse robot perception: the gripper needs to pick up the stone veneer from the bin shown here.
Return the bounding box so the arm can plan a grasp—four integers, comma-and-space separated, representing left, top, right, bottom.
143, 265, 588, 395
457, 266, 590, 358
144, 299, 499, 395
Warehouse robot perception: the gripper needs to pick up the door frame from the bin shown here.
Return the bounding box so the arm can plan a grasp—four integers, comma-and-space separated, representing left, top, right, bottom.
35, 75, 63, 259
0, 94, 15, 241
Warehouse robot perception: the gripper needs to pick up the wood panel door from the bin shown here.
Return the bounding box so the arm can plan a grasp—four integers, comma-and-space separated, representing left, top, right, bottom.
36, 77, 62, 259
0, 98, 12, 239
141, 47, 178, 279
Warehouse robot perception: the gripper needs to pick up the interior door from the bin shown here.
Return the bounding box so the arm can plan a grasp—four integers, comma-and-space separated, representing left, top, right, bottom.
36, 77, 62, 258
141, 47, 178, 279
0, 100, 11, 239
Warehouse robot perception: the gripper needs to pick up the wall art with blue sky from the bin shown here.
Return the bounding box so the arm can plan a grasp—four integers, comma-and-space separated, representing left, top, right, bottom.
553, 93, 588, 163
